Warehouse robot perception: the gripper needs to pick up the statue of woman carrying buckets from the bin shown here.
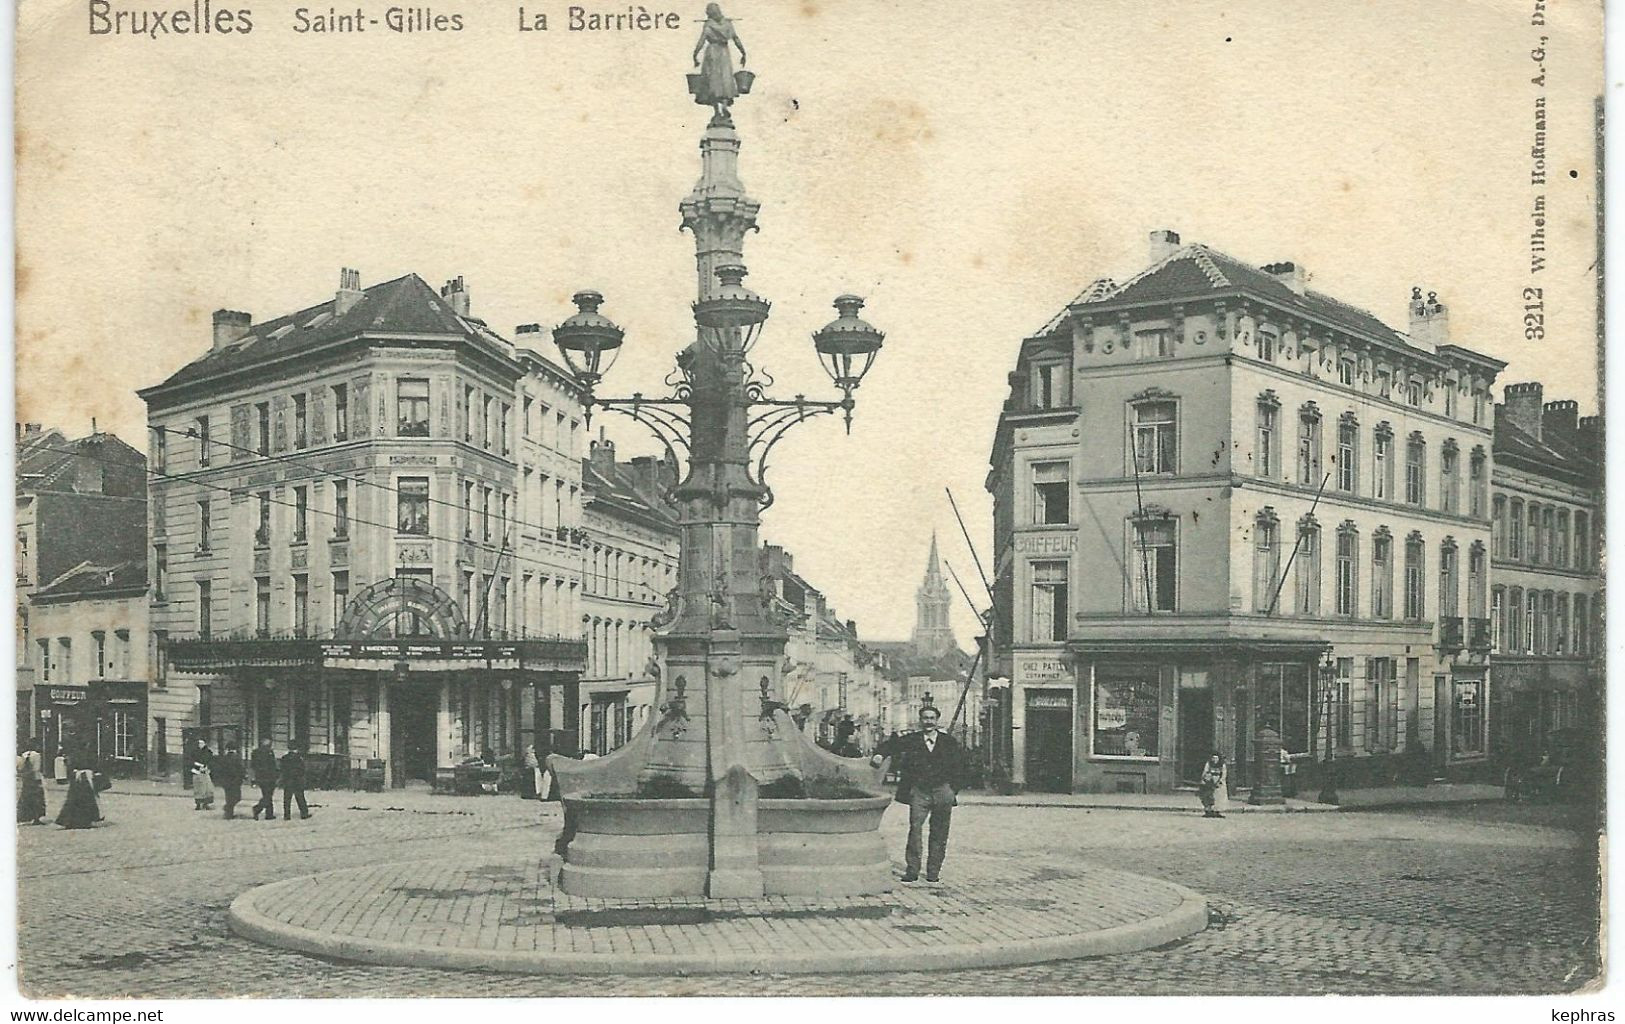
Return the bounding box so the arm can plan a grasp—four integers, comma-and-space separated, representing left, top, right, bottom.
689, 4, 750, 124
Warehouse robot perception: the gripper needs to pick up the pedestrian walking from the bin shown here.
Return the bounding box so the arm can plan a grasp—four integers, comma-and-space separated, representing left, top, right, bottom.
250, 738, 279, 820
190, 738, 215, 811
872, 706, 968, 883
17, 739, 47, 825
280, 744, 310, 820
55, 758, 102, 830
521, 743, 540, 800
1198, 752, 1229, 818
214, 743, 245, 819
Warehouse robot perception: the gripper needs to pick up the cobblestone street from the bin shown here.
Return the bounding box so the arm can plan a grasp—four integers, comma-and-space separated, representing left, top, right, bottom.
16, 787, 1601, 998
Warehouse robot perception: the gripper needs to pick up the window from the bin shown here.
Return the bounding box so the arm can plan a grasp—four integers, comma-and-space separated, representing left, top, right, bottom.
1134, 329, 1172, 360
197, 683, 212, 728
1336, 419, 1357, 493
1255, 402, 1278, 478
115, 629, 130, 678
293, 486, 308, 543
1338, 359, 1356, 387
1131, 401, 1177, 475
482, 396, 494, 448
398, 478, 430, 535
496, 577, 510, 634
332, 383, 349, 441
397, 378, 431, 437
1491, 587, 1505, 651
255, 577, 271, 638
153, 544, 167, 600
112, 710, 136, 759
1295, 521, 1321, 616
1257, 330, 1277, 362
1030, 561, 1068, 642
1444, 385, 1458, 419
154, 428, 167, 471
1297, 410, 1322, 486
333, 480, 349, 538
499, 493, 511, 541
1404, 436, 1425, 505
1335, 526, 1358, 616
1033, 361, 1071, 407
1365, 657, 1395, 751
1452, 680, 1485, 755
1574, 594, 1589, 656
256, 402, 271, 456
292, 574, 309, 637
37, 639, 50, 682
461, 571, 475, 621
293, 393, 308, 448
1542, 507, 1556, 568
256, 492, 271, 547
1438, 543, 1458, 618
1032, 462, 1070, 525
1468, 545, 1486, 619
198, 579, 212, 637
463, 480, 475, 537
1524, 590, 1537, 654
499, 403, 512, 454
1440, 444, 1459, 514
331, 681, 351, 756
197, 499, 211, 551
1556, 509, 1570, 567
1253, 513, 1280, 613
195, 415, 211, 467
93, 631, 107, 678
1555, 594, 1569, 655
1403, 534, 1424, 621
1093, 667, 1159, 757
1509, 587, 1524, 653
1254, 663, 1310, 754
1539, 591, 1555, 654
523, 396, 534, 436
1130, 519, 1177, 612
1371, 530, 1393, 619
332, 570, 350, 626
1473, 390, 1486, 425
1574, 511, 1590, 570
1469, 452, 1486, 518
1406, 379, 1422, 407
1335, 658, 1354, 748
1376, 369, 1391, 399
1373, 429, 1392, 500
153, 631, 167, 685
482, 486, 494, 542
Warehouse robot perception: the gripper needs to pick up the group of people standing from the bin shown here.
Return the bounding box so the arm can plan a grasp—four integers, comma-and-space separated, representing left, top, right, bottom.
17, 738, 103, 829
188, 738, 310, 821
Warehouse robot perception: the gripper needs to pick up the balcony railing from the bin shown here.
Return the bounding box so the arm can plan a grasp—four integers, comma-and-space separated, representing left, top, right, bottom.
1467, 617, 1492, 653
1439, 616, 1464, 652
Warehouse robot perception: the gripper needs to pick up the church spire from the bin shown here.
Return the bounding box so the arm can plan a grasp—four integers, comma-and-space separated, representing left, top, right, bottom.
912, 531, 956, 657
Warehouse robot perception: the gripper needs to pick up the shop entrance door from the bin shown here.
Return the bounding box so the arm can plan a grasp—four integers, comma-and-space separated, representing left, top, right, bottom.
390, 684, 439, 787
1023, 689, 1073, 793
1178, 688, 1214, 784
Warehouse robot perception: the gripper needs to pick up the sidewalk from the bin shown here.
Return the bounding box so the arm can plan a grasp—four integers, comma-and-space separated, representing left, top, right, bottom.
110, 776, 1503, 814
958, 781, 1504, 814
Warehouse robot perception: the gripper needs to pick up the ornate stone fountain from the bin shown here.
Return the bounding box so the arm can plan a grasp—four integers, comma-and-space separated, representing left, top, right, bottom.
545, 6, 891, 899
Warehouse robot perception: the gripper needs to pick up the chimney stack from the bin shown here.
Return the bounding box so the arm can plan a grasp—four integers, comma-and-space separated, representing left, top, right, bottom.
1543, 399, 1579, 446
589, 432, 615, 479
1502, 382, 1545, 441
335, 268, 364, 316
1262, 261, 1307, 296
1148, 229, 1181, 263
211, 309, 252, 349
441, 276, 470, 317
1407, 286, 1450, 348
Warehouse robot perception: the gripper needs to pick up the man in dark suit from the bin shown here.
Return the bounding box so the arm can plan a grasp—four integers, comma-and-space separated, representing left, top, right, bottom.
250, 738, 279, 820
874, 706, 968, 883
280, 744, 311, 820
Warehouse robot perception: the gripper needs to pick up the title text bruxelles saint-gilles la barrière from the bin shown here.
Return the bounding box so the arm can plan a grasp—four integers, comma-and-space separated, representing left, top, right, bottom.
87, 1, 692, 36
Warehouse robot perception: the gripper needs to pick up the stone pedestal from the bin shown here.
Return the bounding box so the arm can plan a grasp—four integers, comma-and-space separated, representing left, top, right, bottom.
1249, 726, 1285, 805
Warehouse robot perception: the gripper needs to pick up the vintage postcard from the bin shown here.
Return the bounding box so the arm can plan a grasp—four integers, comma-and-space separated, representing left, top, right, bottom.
9, 0, 1607, 1006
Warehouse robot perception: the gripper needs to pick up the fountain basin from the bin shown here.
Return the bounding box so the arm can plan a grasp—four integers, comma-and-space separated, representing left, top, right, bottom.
557, 794, 894, 898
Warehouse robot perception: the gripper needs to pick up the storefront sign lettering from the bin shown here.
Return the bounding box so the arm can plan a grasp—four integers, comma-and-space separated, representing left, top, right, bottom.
49, 688, 87, 703
1015, 534, 1077, 555
1015, 657, 1068, 683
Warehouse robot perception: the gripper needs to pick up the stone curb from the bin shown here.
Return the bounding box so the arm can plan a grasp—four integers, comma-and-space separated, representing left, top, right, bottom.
228, 864, 1209, 976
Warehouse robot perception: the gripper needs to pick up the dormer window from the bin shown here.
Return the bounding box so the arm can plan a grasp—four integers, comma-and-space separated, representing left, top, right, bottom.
1338, 359, 1357, 387
1032, 359, 1071, 408
1134, 329, 1172, 361
1257, 330, 1277, 362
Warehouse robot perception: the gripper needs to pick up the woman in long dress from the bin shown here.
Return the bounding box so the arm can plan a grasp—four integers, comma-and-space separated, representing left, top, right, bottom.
690, 3, 746, 120
17, 742, 46, 824
55, 768, 101, 829
1198, 753, 1229, 818
191, 739, 215, 811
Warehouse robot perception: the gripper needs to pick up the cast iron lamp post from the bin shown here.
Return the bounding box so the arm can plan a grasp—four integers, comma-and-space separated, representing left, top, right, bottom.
1317, 651, 1340, 805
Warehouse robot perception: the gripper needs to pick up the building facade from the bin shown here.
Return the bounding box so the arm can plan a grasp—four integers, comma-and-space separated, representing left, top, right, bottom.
1488, 384, 1603, 769
577, 436, 681, 754
990, 232, 1506, 794
15, 426, 148, 754
138, 272, 586, 788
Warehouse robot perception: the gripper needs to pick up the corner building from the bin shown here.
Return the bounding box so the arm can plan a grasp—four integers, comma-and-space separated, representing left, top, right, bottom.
139, 272, 586, 788
990, 232, 1505, 794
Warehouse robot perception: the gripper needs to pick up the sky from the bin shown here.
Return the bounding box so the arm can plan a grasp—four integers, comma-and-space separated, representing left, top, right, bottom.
15, 0, 1603, 644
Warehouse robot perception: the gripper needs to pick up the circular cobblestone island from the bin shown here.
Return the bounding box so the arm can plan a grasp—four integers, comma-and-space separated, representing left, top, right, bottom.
228, 853, 1207, 975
